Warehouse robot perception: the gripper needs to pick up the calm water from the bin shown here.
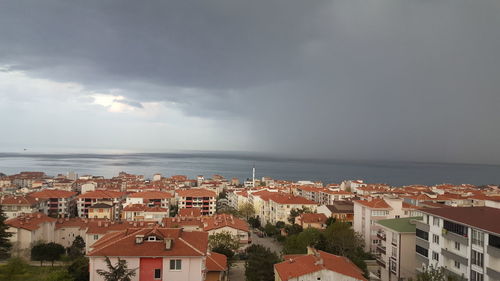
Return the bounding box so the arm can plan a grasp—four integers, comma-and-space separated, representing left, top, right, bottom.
0, 152, 499, 186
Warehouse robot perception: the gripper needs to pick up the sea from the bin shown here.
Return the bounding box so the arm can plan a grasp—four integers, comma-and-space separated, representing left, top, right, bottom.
0, 152, 499, 186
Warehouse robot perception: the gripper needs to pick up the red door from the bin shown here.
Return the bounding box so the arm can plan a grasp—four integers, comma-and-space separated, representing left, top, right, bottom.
140, 258, 163, 281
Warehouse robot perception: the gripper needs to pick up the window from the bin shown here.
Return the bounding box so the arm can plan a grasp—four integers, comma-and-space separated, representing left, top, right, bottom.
94, 235, 99, 240
490, 234, 500, 249
392, 246, 397, 258
432, 234, 439, 244
444, 220, 468, 236
433, 217, 439, 226
471, 250, 483, 267
454, 241, 460, 251
147, 236, 156, 241
154, 269, 161, 279
432, 251, 439, 261
454, 260, 460, 269
472, 229, 484, 247
170, 259, 182, 270
471, 270, 484, 281
416, 229, 429, 241
416, 245, 428, 258
372, 210, 389, 216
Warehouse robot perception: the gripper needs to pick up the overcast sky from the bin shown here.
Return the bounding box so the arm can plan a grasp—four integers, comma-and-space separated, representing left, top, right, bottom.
1, 0, 500, 164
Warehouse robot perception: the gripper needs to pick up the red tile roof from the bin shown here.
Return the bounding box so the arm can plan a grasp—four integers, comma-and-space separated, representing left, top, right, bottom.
274, 250, 367, 281
127, 191, 172, 199
0, 195, 40, 205
420, 207, 500, 234
177, 189, 216, 198
299, 213, 328, 224
30, 189, 77, 199
88, 227, 208, 257
203, 214, 249, 232
163, 217, 204, 228
268, 193, 316, 205
6, 213, 56, 231
353, 199, 391, 209
77, 190, 125, 199
206, 252, 228, 271
178, 208, 202, 217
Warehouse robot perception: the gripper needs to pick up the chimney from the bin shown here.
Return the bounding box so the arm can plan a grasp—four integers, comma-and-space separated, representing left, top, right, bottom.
165, 238, 173, 250
98, 221, 102, 227
135, 235, 144, 244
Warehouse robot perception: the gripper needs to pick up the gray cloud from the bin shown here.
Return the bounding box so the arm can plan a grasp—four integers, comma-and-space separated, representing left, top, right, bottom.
1, 0, 500, 163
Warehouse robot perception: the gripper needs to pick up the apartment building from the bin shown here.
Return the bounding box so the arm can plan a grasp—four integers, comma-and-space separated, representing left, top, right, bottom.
30, 189, 77, 217
415, 207, 500, 281
176, 189, 216, 216
6, 213, 56, 257
87, 227, 211, 281
353, 197, 419, 253
76, 190, 125, 219
0, 195, 47, 219
88, 203, 114, 219
125, 191, 172, 209
122, 204, 169, 223
267, 193, 317, 225
317, 201, 354, 224
375, 217, 420, 281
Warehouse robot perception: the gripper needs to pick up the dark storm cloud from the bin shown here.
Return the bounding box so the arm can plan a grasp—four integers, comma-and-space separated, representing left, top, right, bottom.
1, 0, 500, 163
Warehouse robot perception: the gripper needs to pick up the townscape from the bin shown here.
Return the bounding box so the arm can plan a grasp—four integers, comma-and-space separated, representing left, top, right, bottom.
0, 170, 499, 281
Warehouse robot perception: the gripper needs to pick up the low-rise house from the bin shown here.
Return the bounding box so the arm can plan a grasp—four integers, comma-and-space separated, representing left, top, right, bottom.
296, 213, 328, 229
6, 212, 56, 257
375, 217, 420, 281
122, 204, 169, 223
177, 189, 217, 216
317, 201, 354, 224
206, 252, 228, 281
0, 195, 47, 219
274, 247, 367, 281
203, 214, 250, 244
88, 227, 209, 281
163, 216, 204, 231
29, 189, 77, 217
88, 203, 114, 219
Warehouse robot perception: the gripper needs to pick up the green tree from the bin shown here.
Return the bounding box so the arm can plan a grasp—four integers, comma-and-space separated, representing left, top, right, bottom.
68, 257, 90, 281
325, 217, 336, 227
263, 223, 278, 237
283, 224, 303, 236
0, 206, 12, 259
411, 265, 465, 281
169, 205, 178, 217
287, 207, 312, 224
97, 256, 137, 281
68, 235, 86, 259
238, 202, 255, 220
31, 243, 47, 266
245, 244, 279, 281
275, 221, 286, 229
45, 242, 66, 266
217, 190, 228, 200
208, 232, 240, 265
248, 216, 261, 228
283, 228, 322, 254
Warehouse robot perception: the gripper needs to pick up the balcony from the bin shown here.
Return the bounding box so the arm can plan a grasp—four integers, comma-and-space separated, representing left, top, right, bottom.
442, 230, 468, 245
377, 245, 386, 255
487, 245, 500, 258
441, 248, 468, 265
487, 267, 500, 280
377, 232, 386, 241
375, 255, 386, 268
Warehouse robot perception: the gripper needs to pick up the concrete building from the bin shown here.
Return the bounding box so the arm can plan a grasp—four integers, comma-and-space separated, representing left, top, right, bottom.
375, 217, 420, 281
6, 213, 56, 257
88, 203, 114, 219
176, 189, 217, 216
415, 207, 500, 281
76, 190, 125, 219
30, 189, 77, 217
317, 201, 354, 224
122, 204, 169, 223
0, 195, 47, 219
296, 213, 328, 229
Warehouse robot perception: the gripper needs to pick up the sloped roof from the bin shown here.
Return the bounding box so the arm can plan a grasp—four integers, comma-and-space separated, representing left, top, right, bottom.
77, 190, 125, 199
274, 250, 367, 281
420, 207, 500, 234
353, 199, 391, 209
177, 189, 216, 198
299, 213, 327, 224
87, 227, 208, 257
30, 189, 77, 199
0, 195, 40, 205
123, 204, 168, 212
127, 191, 172, 199
203, 214, 249, 232
6, 213, 56, 231
178, 208, 202, 217
206, 252, 228, 271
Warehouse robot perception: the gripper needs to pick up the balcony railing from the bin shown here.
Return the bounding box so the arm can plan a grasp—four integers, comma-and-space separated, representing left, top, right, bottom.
377, 245, 386, 255
377, 232, 386, 241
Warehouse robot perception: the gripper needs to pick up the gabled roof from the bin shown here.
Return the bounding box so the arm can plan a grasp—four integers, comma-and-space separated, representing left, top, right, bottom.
178, 208, 202, 217
0, 195, 40, 206
29, 189, 77, 199
203, 214, 249, 232
325, 201, 354, 213
299, 213, 327, 224
77, 190, 125, 199
268, 193, 316, 205
6, 213, 56, 231
87, 227, 208, 257
274, 250, 367, 281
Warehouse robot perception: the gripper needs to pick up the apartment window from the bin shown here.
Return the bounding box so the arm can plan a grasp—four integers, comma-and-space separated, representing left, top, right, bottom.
392, 234, 398, 245
392, 246, 397, 258
444, 220, 468, 236
432, 234, 439, 244
433, 217, 439, 226
454, 260, 460, 269
490, 234, 500, 249
416, 245, 428, 258
454, 241, 460, 251
471, 270, 484, 281
471, 250, 483, 267
416, 229, 429, 241
432, 251, 439, 261
154, 269, 161, 279
94, 235, 99, 240
372, 210, 389, 216
471, 229, 484, 247
170, 259, 182, 270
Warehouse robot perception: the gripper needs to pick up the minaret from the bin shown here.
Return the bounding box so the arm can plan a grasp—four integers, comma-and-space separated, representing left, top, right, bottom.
252, 164, 256, 188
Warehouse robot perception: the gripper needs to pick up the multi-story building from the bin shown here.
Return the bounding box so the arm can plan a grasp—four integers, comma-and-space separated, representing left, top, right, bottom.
375, 217, 420, 281
353, 197, 419, 253
0, 195, 47, 219
29, 189, 77, 217
122, 204, 169, 223
176, 189, 216, 216
76, 190, 125, 219
415, 207, 500, 281
88, 203, 114, 219
87, 227, 212, 281
202, 214, 250, 244
267, 193, 317, 225
6, 213, 56, 257
125, 191, 172, 210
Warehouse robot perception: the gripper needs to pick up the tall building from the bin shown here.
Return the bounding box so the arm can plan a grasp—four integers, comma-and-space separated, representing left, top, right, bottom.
415, 207, 500, 281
